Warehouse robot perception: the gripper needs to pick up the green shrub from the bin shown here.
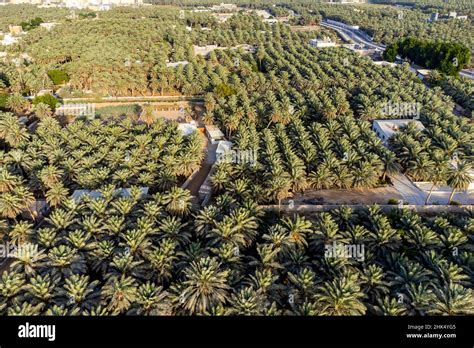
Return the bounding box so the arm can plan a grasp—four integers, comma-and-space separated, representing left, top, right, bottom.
387, 198, 400, 205
47, 69, 70, 85
33, 94, 60, 110
0, 93, 8, 110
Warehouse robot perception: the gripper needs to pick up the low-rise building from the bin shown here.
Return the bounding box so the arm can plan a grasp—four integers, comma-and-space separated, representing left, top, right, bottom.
373, 60, 397, 68
205, 125, 225, 144
1, 33, 18, 46
211, 3, 237, 12
193, 44, 224, 56
216, 140, 232, 163
373, 119, 425, 144
178, 122, 197, 136
254, 10, 272, 19
309, 38, 336, 48
40, 22, 58, 31
9, 25, 23, 35
416, 69, 432, 80
166, 60, 189, 68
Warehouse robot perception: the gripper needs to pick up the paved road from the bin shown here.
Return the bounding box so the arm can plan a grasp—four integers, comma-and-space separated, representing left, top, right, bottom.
388, 173, 427, 205
185, 140, 217, 197
321, 20, 385, 50
321, 20, 474, 80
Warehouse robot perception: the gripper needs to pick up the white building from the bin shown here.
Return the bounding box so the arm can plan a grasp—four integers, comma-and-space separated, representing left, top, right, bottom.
205, 125, 225, 144
416, 69, 432, 80
40, 22, 58, 31
193, 44, 220, 56
373, 60, 397, 68
178, 122, 197, 136
448, 11, 457, 18
9, 25, 23, 35
211, 3, 237, 12
166, 61, 189, 68
254, 10, 272, 19
309, 38, 336, 48
1, 34, 18, 46
216, 140, 233, 163
373, 119, 425, 144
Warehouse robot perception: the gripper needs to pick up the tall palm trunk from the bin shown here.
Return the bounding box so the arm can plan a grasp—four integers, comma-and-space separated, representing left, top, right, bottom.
425, 183, 434, 205
448, 188, 456, 204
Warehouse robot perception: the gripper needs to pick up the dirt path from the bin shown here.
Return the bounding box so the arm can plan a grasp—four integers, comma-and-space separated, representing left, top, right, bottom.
286, 186, 402, 205
185, 139, 217, 198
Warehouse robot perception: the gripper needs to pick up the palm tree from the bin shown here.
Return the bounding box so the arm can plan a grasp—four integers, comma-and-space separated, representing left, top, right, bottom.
379, 151, 401, 181
281, 216, 313, 248
0, 169, 19, 193
6, 94, 29, 114
40, 165, 64, 189
427, 284, 474, 315
268, 175, 292, 215
139, 104, 155, 127
24, 273, 57, 303
0, 270, 25, 301
314, 273, 367, 315
370, 296, 407, 315
46, 183, 69, 208
176, 257, 230, 314
134, 282, 171, 315
59, 274, 100, 309
10, 243, 47, 275
102, 275, 138, 314
425, 151, 448, 204
162, 187, 192, 216
0, 112, 30, 148
33, 103, 53, 120
446, 161, 472, 204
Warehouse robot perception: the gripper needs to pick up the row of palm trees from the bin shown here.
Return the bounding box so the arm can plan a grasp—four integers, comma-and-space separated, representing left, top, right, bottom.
390, 122, 473, 203
0, 111, 204, 220
439, 76, 474, 115
211, 116, 398, 206
198, 24, 472, 202
1, 190, 472, 315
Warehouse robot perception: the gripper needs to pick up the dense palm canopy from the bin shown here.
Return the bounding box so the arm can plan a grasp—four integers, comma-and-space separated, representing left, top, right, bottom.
1, 191, 473, 315
0, 2, 472, 317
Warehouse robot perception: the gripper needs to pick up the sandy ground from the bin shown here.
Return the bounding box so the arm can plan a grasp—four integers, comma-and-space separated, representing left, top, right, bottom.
414, 182, 474, 205
285, 186, 403, 205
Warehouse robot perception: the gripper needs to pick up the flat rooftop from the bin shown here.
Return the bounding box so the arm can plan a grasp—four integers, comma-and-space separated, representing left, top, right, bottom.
373, 119, 425, 139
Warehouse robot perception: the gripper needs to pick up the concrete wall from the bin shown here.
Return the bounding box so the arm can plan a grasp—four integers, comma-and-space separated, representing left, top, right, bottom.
260, 204, 473, 214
